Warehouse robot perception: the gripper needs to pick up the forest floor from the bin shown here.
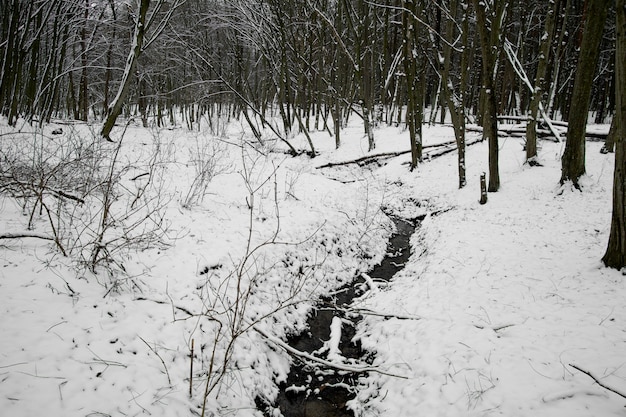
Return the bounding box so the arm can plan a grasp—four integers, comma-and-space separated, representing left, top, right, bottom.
0, 117, 624, 417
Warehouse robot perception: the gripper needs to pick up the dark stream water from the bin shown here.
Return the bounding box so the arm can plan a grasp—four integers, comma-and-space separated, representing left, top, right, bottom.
258, 218, 417, 417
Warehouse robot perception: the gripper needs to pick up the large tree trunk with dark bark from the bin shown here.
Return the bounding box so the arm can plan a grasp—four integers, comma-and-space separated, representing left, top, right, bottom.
560, 0, 608, 187
602, 0, 626, 269
473, 0, 506, 192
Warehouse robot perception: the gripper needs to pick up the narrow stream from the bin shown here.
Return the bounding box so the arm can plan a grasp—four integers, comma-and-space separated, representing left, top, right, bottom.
260, 217, 417, 417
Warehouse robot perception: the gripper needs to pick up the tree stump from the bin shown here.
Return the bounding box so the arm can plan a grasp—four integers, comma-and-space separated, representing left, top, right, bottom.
479, 172, 488, 205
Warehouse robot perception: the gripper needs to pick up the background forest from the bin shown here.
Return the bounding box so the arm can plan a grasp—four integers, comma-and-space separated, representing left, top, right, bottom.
0, 0, 616, 137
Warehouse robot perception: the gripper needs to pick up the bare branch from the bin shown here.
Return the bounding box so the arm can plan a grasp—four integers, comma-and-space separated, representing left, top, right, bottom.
569, 364, 626, 400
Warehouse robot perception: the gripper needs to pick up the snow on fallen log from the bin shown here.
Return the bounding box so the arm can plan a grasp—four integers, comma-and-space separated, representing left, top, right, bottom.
252, 325, 407, 378
326, 317, 344, 363
361, 272, 378, 292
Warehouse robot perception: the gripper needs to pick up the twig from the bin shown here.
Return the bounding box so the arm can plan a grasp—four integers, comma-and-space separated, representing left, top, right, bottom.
139, 336, 171, 385
569, 364, 626, 400
473, 323, 516, 332
134, 297, 194, 317
189, 339, 194, 398
253, 326, 407, 378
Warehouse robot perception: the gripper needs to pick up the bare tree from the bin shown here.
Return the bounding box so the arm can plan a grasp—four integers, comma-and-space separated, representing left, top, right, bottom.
101, 0, 184, 140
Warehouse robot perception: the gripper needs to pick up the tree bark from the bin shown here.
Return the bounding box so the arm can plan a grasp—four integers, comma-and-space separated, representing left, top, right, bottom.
441, 0, 470, 188
601, 117, 618, 154
560, 0, 608, 187
473, 0, 506, 192
100, 0, 150, 140
526, 0, 557, 164
602, 0, 626, 269
403, 0, 423, 170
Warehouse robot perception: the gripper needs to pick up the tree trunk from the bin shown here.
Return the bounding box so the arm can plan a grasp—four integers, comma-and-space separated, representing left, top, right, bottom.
359, 0, 376, 152
560, 0, 608, 187
601, 117, 618, 154
403, 0, 421, 170
602, 0, 626, 269
441, 0, 470, 188
473, 0, 506, 192
100, 0, 150, 140
526, 0, 557, 164
79, 0, 89, 121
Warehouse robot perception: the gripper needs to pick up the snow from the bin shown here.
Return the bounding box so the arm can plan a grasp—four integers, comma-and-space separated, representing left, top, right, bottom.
1, 116, 624, 417
326, 317, 344, 363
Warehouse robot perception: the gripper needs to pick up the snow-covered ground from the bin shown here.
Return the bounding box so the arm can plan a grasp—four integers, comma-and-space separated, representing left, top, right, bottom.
0, 117, 624, 417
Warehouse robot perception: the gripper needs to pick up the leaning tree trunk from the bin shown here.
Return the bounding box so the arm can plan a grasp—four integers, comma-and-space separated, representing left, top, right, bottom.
602, 0, 626, 269
100, 0, 150, 140
560, 0, 608, 187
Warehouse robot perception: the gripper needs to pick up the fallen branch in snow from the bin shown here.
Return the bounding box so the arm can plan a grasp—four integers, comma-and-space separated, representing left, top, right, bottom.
497, 115, 569, 128
361, 273, 379, 292
339, 306, 423, 321
467, 123, 608, 141
134, 297, 194, 317
569, 364, 626, 400
253, 325, 407, 379
542, 388, 608, 402
473, 323, 516, 332
316, 137, 483, 169
423, 136, 483, 159
316, 150, 411, 169
139, 336, 172, 385
502, 40, 562, 142
0, 232, 55, 241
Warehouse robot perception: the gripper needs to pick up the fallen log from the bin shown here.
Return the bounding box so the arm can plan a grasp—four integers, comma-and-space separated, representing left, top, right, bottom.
497, 115, 569, 128
316, 137, 482, 169
467, 124, 609, 141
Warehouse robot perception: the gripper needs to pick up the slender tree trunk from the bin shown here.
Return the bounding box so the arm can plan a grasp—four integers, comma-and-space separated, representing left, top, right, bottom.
602, 0, 626, 269
526, 0, 557, 164
100, 0, 150, 140
601, 117, 618, 154
547, 0, 571, 118
0, 0, 19, 119
79, 0, 89, 121
102, 0, 117, 118
441, 0, 470, 188
359, 0, 376, 151
560, 0, 608, 187
403, 0, 420, 170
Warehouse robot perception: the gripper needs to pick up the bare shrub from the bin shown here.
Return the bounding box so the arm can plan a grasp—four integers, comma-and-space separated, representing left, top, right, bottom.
182, 134, 229, 209
0, 125, 172, 283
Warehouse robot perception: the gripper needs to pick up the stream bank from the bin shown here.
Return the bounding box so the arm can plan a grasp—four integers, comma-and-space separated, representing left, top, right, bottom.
259, 217, 417, 417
